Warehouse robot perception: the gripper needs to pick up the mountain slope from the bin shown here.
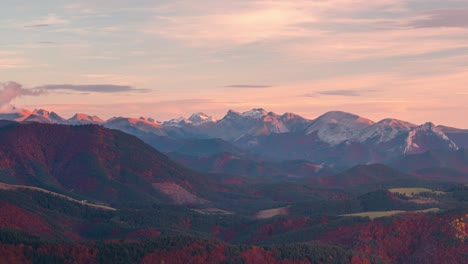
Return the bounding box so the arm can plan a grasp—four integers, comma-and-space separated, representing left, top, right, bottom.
0, 122, 210, 206
305, 111, 374, 145
68, 113, 105, 124
439, 125, 468, 149
311, 164, 416, 188
105, 116, 167, 137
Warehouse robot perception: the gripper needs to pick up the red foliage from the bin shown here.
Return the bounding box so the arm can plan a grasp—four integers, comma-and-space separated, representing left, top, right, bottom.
142, 243, 226, 264
242, 246, 278, 264
0, 244, 32, 264
125, 228, 161, 240
251, 217, 309, 243
0, 201, 52, 237
320, 213, 468, 264
36, 244, 98, 264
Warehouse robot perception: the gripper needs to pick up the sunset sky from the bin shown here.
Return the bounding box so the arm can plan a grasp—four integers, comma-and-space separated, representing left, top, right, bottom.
1, 0, 468, 127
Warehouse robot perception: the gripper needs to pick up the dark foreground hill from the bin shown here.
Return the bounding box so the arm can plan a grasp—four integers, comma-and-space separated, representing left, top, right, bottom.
0, 122, 212, 206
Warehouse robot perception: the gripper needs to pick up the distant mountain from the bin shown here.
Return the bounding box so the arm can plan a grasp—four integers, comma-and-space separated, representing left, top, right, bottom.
188, 112, 217, 125
402, 122, 458, 154
0, 107, 465, 168
163, 112, 217, 127
311, 164, 415, 188
208, 109, 311, 141
305, 111, 374, 145
168, 151, 333, 179
438, 125, 468, 149
356, 118, 416, 144
23, 109, 67, 124
105, 116, 167, 137
68, 113, 105, 124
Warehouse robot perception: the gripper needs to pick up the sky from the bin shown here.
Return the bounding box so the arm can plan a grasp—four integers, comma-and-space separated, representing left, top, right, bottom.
1, 0, 468, 127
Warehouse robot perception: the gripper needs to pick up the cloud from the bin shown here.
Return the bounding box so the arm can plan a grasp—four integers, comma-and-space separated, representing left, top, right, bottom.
411, 9, 468, 28
225, 84, 272, 88
0, 82, 46, 106
143, 0, 410, 47
318, 90, 361, 96
37, 84, 148, 93
24, 14, 69, 28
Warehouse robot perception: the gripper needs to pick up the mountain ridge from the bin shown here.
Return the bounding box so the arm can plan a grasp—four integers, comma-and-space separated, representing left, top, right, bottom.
0, 107, 465, 168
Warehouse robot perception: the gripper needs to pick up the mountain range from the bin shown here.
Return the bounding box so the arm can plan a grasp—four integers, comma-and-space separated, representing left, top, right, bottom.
2, 107, 465, 171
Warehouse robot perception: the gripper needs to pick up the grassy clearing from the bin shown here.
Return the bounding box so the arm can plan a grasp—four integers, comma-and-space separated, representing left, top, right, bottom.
341, 208, 441, 220
389, 188, 445, 197
192, 208, 233, 215
0, 182, 116, 211
256, 206, 290, 219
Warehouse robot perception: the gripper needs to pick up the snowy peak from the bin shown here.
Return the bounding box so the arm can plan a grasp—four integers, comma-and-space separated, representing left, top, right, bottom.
163, 117, 190, 127
305, 111, 375, 145
69, 113, 105, 124
105, 116, 166, 136
357, 118, 416, 143
404, 122, 458, 154
30, 109, 66, 123
108, 116, 161, 127
316, 111, 374, 126
221, 108, 268, 121
241, 108, 268, 119
188, 112, 217, 125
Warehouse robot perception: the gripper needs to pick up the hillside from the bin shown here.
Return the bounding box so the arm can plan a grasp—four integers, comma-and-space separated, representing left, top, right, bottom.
0, 122, 211, 206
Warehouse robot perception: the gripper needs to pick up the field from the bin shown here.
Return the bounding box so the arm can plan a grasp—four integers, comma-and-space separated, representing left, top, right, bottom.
255, 206, 290, 219
389, 188, 445, 197
341, 208, 441, 220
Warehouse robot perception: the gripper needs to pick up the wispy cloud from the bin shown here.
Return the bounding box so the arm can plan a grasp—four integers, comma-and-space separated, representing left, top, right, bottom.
37, 84, 148, 93
225, 84, 272, 88
143, 0, 409, 47
318, 90, 361, 96
0, 82, 46, 107
23, 14, 69, 28
411, 9, 468, 28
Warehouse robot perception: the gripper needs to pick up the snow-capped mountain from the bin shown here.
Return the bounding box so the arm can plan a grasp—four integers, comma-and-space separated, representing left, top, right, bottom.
163, 117, 189, 127
209, 108, 312, 141
105, 116, 166, 136
305, 111, 374, 145
438, 126, 468, 149
68, 113, 105, 124
240, 108, 268, 119
0, 107, 464, 167
24, 109, 67, 124
403, 122, 458, 154
356, 118, 417, 144
163, 112, 217, 127
188, 112, 217, 125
